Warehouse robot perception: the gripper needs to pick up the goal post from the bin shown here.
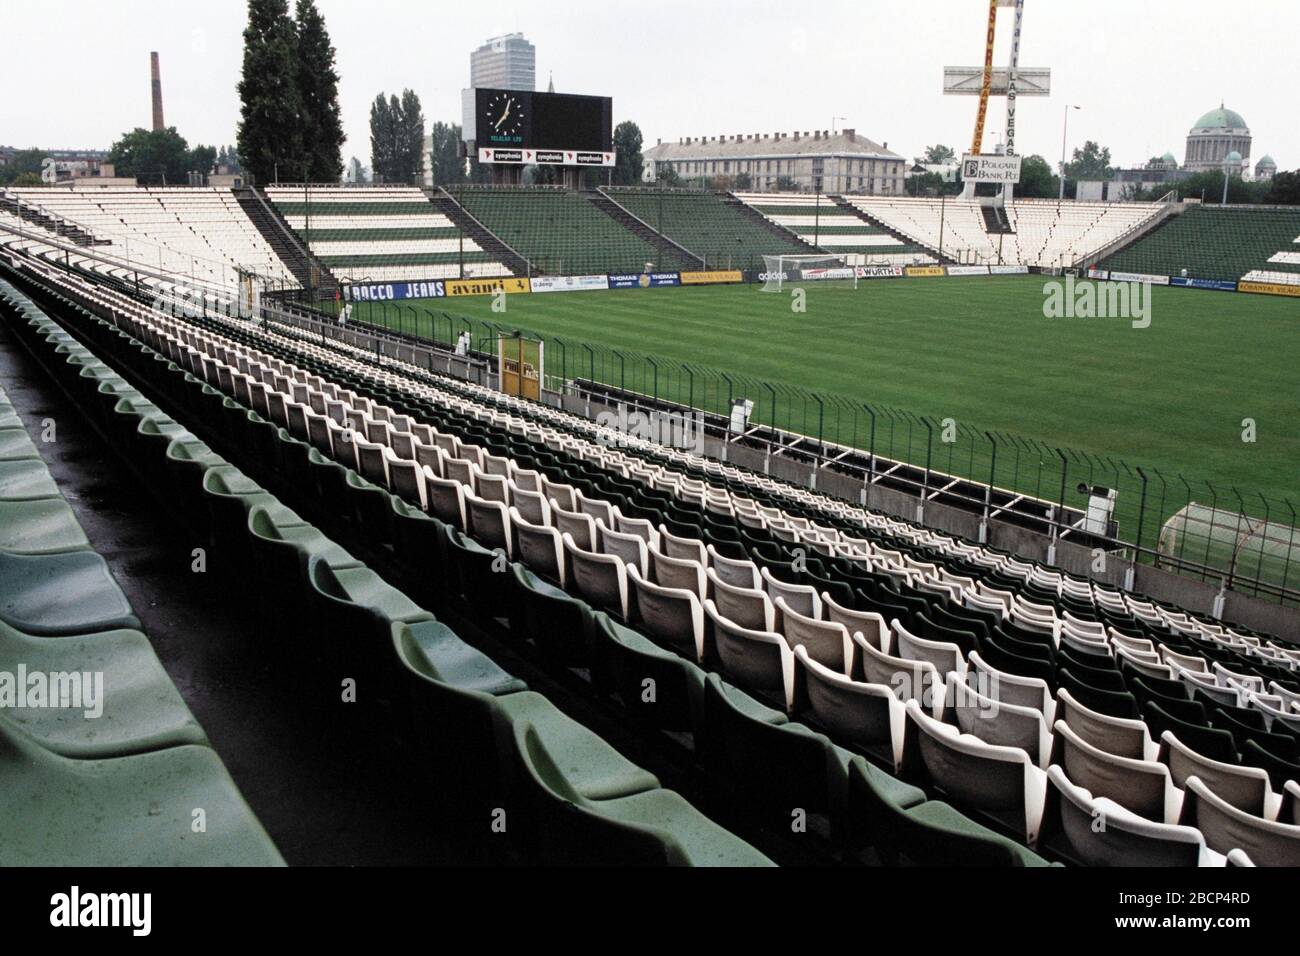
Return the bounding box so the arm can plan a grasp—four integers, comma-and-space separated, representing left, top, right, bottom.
761, 254, 857, 292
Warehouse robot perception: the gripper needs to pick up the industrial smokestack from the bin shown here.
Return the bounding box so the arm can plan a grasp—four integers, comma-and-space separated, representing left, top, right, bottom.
150, 52, 165, 131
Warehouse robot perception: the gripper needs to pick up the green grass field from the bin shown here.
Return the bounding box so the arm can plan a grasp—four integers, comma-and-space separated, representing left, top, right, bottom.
333, 276, 1300, 579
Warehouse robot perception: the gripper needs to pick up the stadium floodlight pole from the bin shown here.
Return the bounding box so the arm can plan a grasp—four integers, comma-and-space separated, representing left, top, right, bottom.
1058, 104, 1081, 201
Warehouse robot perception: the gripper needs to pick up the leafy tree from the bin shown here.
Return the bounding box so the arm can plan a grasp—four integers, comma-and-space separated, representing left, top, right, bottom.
919, 144, 956, 165
9, 172, 43, 187
1264, 170, 1300, 205
732, 171, 753, 190
237, 0, 302, 184
775, 175, 799, 192
108, 127, 194, 184
0, 149, 46, 186
346, 156, 369, 183
904, 171, 949, 196
1015, 154, 1058, 198
295, 0, 343, 181
428, 122, 464, 186
189, 145, 217, 178
655, 162, 683, 188
1064, 140, 1113, 182
612, 120, 643, 186
369, 95, 395, 182
398, 89, 425, 184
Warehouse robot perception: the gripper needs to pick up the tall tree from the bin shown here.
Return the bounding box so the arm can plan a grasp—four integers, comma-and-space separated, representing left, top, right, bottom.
429, 121, 464, 186
369, 95, 395, 182
398, 89, 425, 184
189, 144, 218, 179
237, 0, 302, 184
1015, 154, 1058, 198
295, 0, 343, 181
613, 120, 643, 186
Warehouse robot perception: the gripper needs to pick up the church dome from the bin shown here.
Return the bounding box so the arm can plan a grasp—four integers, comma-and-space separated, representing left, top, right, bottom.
1192, 106, 1248, 130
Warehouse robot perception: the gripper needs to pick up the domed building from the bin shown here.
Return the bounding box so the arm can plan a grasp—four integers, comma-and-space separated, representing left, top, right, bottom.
1255, 154, 1277, 181
1183, 104, 1252, 173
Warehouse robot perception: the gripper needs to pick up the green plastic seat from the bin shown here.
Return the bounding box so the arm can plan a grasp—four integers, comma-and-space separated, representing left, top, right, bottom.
846, 756, 1052, 866
201, 465, 304, 558
0, 717, 284, 866
593, 612, 704, 733
509, 564, 593, 666
0, 498, 91, 555
0, 618, 207, 757
0, 459, 60, 500
509, 720, 774, 866
0, 550, 139, 635
0, 427, 39, 462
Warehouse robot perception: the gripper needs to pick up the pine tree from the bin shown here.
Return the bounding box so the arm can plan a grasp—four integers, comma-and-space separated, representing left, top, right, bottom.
295, 0, 343, 181
237, 0, 303, 184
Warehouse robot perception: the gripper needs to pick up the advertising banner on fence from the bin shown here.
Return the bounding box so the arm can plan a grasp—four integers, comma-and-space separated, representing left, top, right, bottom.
1238, 280, 1300, 297
855, 265, 905, 279
946, 265, 991, 276
1108, 270, 1171, 285
530, 274, 611, 293
989, 264, 1030, 275
477, 147, 616, 167
445, 277, 532, 297
679, 270, 744, 285
798, 267, 856, 281
960, 153, 1023, 184
1086, 268, 1109, 280
607, 272, 681, 289
905, 265, 945, 278
343, 279, 447, 302
1171, 277, 1238, 292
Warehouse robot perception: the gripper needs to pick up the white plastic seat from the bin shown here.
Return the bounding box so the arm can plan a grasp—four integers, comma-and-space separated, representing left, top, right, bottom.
794, 646, 905, 771
1182, 775, 1300, 866
574, 489, 615, 527
774, 598, 852, 675
892, 620, 966, 678
1045, 765, 1222, 867
822, 593, 889, 651
465, 491, 511, 555
1159, 731, 1281, 818
951, 671, 1053, 767
1056, 686, 1158, 761
598, 522, 650, 576
563, 533, 628, 618
626, 565, 705, 662
1054, 719, 1182, 823
706, 545, 761, 590
657, 525, 706, 564
509, 485, 550, 526
648, 547, 705, 598
704, 598, 795, 710
906, 699, 1048, 845
854, 635, 942, 711
424, 471, 467, 530
552, 503, 597, 551
706, 568, 775, 632
510, 508, 565, 586
388, 458, 427, 510
760, 567, 821, 622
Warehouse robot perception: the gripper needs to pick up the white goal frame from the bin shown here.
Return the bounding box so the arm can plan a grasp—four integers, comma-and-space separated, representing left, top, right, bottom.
761, 254, 856, 292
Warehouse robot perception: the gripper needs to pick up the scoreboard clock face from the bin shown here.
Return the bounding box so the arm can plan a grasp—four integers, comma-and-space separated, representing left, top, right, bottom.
485, 91, 526, 143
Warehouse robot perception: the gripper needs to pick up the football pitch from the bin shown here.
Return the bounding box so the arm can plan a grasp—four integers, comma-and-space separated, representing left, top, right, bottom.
334, 276, 1299, 515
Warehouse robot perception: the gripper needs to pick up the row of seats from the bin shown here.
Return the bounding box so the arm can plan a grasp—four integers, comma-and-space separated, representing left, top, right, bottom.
5, 187, 297, 288
845, 196, 1164, 268
606, 188, 809, 271
1, 265, 772, 867
0, 278, 283, 866
15, 248, 1294, 868
266, 186, 508, 282
33, 264, 1064, 866
1099, 204, 1300, 284
734, 192, 935, 265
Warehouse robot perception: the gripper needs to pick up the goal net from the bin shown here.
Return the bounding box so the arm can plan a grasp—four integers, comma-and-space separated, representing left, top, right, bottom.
1159, 502, 1300, 594
761, 254, 855, 292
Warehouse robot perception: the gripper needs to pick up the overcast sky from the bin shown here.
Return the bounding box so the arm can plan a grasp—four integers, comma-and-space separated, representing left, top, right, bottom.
3, 0, 1295, 170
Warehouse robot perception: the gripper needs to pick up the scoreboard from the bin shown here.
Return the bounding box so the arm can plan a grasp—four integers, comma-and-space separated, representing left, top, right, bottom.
472, 88, 614, 166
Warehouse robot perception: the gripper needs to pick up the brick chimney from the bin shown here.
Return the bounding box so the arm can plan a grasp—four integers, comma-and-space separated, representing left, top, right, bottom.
150, 52, 165, 131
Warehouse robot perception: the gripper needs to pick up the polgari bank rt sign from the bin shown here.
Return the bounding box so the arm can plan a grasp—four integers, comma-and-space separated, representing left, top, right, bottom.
961, 154, 1022, 184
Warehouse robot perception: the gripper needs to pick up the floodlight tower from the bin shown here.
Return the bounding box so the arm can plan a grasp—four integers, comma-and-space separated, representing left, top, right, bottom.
942, 0, 1051, 201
